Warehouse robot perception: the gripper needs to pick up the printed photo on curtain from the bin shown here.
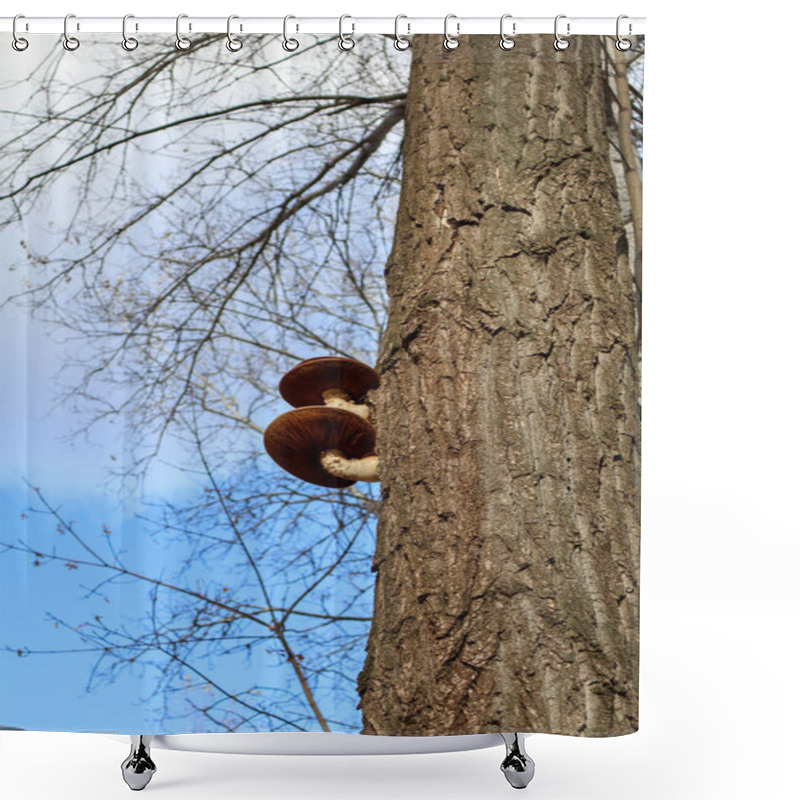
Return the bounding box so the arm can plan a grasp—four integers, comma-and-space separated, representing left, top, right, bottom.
1, 27, 643, 750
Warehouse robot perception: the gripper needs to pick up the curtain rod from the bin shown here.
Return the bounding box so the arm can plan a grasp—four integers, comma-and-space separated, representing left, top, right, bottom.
1, 16, 646, 37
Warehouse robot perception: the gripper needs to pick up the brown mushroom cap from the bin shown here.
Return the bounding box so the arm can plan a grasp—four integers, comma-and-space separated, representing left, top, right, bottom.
263, 406, 376, 488
279, 356, 380, 408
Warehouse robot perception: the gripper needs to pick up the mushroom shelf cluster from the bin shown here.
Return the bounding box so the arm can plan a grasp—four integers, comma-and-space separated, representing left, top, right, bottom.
263, 356, 380, 488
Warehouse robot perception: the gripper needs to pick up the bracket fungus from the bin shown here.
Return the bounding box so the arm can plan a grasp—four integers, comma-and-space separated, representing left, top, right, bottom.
278, 356, 379, 420
263, 406, 379, 488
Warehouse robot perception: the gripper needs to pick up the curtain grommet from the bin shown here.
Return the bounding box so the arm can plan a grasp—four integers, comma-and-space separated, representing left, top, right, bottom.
499, 14, 516, 50
615, 15, 633, 51
443, 14, 459, 50
226, 15, 243, 52
12, 14, 29, 51
338, 15, 355, 51
175, 13, 192, 51
394, 15, 411, 51
121, 14, 139, 51
282, 15, 300, 51
63, 13, 80, 51
554, 14, 570, 50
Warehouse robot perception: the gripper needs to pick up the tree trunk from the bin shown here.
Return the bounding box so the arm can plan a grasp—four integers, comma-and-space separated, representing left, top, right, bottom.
358, 35, 640, 737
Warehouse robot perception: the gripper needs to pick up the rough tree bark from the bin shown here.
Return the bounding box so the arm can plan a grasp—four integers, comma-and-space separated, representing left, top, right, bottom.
358, 35, 640, 737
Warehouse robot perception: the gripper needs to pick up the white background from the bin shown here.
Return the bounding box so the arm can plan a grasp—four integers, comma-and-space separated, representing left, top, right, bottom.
2, 0, 798, 798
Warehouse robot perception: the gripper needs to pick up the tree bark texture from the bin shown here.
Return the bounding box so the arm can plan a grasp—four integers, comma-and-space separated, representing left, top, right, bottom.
358, 35, 640, 737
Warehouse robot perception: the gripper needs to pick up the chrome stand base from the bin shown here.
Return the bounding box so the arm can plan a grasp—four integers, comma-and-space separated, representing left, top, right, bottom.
121, 735, 157, 791
118, 732, 531, 790
500, 733, 535, 789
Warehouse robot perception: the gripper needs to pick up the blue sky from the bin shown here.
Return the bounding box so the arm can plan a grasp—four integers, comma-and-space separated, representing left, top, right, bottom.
0, 283, 372, 732
2, 488, 166, 732
0, 283, 262, 732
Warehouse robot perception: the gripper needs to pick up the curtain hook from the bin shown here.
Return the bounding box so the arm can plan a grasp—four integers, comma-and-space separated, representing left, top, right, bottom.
175, 13, 192, 50
63, 13, 80, 51
394, 14, 410, 51
122, 14, 139, 51
338, 15, 355, 50
12, 14, 29, 51
615, 14, 632, 51
226, 15, 243, 51
554, 14, 570, 50
499, 13, 516, 50
282, 15, 299, 51
443, 13, 459, 50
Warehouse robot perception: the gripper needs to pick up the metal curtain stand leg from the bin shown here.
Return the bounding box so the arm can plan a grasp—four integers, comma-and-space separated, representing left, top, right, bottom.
117, 732, 531, 790
121, 735, 157, 791
500, 733, 535, 789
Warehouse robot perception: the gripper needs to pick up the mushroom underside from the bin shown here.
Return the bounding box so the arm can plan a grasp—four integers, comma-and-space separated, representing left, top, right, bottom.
263, 406, 377, 488
279, 356, 380, 408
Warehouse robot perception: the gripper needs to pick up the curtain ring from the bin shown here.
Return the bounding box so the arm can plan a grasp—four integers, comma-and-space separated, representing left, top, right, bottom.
282, 15, 299, 51
63, 13, 80, 51
499, 13, 515, 50
122, 14, 139, 51
394, 14, 410, 51
175, 13, 191, 50
443, 14, 459, 50
12, 14, 29, 51
615, 14, 632, 51
226, 15, 243, 51
338, 15, 355, 50
554, 14, 570, 50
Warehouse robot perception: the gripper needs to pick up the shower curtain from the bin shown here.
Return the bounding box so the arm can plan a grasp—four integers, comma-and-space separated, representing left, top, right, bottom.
0, 29, 643, 739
